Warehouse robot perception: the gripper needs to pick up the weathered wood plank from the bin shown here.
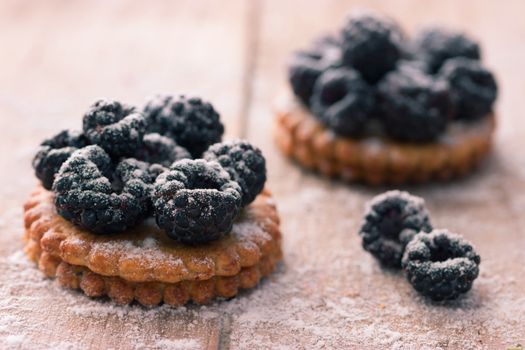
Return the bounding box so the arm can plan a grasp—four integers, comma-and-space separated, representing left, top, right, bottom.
236, 0, 525, 348
1, 0, 525, 349
0, 1, 250, 349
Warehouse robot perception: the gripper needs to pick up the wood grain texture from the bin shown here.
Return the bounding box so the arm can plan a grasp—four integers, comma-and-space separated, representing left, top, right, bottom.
0, 0, 249, 349
242, 0, 525, 348
1, 0, 525, 349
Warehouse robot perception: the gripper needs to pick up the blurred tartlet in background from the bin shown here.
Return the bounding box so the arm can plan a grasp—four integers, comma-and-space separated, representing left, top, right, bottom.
274, 11, 498, 184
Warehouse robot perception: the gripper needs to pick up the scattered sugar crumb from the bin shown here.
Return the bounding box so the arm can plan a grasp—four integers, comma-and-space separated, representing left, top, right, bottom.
1, 186, 524, 349
154, 338, 201, 350
142, 237, 157, 249
5, 334, 24, 346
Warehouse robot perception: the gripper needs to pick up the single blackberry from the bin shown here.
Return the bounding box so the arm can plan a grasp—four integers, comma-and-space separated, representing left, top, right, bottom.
310, 67, 375, 137
341, 13, 404, 83
142, 95, 224, 157
53, 145, 155, 234
82, 99, 146, 159
32, 129, 89, 190
288, 35, 342, 106
377, 63, 453, 142
439, 57, 498, 120
413, 27, 481, 73
359, 190, 433, 268
135, 133, 191, 167
204, 140, 266, 206
153, 159, 242, 245
402, 230, 480, 301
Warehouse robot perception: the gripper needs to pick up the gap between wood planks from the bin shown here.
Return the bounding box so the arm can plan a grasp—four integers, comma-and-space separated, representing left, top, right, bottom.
218, 0, 262, 349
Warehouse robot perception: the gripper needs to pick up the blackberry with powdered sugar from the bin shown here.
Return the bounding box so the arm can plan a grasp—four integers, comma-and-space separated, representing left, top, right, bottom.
359, 191, 433, 268
53, 145, 155, 234
32, 129, 89, 190
439, 57, 498, 120
412, 27, 481, 73
341, 13, 404, 83
288, 34, 342, 107
310, 67, 375, 137
83, 99, 147, 159
377, 63, 453, 142
204, 140, 267, 206
402, 229, 480, 301
152, 159, 242, 244
142, 94, 224, 157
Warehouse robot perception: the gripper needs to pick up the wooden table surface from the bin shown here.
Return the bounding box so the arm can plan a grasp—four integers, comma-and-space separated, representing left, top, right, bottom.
1, 1, 524, 349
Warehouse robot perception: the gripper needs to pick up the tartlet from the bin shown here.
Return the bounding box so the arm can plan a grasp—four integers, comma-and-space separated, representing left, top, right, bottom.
275, 12, 498, 184
26, 95, 282, 306
274, 97, 495, 184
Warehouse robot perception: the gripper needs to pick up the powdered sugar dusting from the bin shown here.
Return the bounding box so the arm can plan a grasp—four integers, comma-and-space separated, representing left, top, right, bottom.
2, 176, 525, 349
84, 235, 186, 272
153, 338, 201, 350
2, 184, 524, 349
233, 221, 271, 241
142, 237, 157, 249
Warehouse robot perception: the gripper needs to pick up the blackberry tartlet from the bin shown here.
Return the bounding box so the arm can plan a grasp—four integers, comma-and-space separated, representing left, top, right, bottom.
275, 12, 498, 184
24, 96, 282, 306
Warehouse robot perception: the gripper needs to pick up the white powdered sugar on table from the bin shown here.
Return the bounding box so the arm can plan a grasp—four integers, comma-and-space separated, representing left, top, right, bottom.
154, 338, 201, 350
233, 221, 271, 241
1, 187, 524, 349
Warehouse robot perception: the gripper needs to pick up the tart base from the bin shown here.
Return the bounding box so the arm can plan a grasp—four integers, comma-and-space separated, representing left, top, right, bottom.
23, 187, 282, 306
274, 99, 495, 184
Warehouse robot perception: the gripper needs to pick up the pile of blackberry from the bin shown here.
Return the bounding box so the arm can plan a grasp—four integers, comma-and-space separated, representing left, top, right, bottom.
359, 191, 480, 301
289, 12, 498, 141
32, 95, 267, 245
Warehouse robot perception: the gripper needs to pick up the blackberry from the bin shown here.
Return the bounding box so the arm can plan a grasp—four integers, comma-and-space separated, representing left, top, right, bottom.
32, 129, 89, 190
204, 140, 266, 206
402, 230, 480, 301
288, 35, 342, 106
341, 13, 403, 83
82, 99, 146, 159
310, 67, 375, 137
153, 159, 242, 245
359, 190, 433, 268
135, 133, 191, 167
413, 28, 480, 73
378, 63, 453, 142
439, 57, 498, 120
142, 95, 224, 157
53, 145, 155, 234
